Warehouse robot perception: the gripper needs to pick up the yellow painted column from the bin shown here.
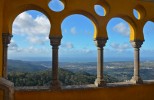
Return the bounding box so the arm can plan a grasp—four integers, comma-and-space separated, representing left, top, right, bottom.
0, 0, 4, 77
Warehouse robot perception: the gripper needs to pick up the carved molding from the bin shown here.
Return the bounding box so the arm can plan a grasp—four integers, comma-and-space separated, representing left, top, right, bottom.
130, 40, 144, 48
49, 37, 62, 47
2, 33, 12, 47
94, 38, 108, 48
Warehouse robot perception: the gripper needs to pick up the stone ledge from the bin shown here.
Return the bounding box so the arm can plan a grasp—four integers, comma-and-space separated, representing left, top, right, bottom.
0, 78, 14, 100
14, 80, 154, 91
141, 0, 154, 2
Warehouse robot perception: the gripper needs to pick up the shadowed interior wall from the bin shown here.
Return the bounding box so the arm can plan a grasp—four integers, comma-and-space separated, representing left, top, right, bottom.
0, 89, 4, 100
15, 84, 154, 100
0, 0, 4, 77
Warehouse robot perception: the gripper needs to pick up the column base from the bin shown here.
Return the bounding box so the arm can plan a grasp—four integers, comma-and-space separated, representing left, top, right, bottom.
51, 80, 61, 90
94, 78, 106, 87
130, 76, 143, 84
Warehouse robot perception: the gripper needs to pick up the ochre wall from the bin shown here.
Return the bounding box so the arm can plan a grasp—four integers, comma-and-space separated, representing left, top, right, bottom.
0, 0, 4, 77
15, 84, 154, 100
0, 89, 4, 100
2, 0, 154, 40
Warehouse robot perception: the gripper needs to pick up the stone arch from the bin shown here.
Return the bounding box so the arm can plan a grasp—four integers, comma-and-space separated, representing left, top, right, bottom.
8, 4, 51, 34
142, 20, 154, 47
59, 14, 96, 86
107, 16, 137, 41
4, 10, 51, 79
140, 20, 154, 80
106, 17, 133, 83
151, 18, 154, 23
60, 11, 99, 39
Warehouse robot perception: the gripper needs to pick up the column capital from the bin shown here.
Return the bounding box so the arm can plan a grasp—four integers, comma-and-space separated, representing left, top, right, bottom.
94, 38, 108, 47
2, 33, 13, 45
49, 37, 62, 47
130, 40, 144, 48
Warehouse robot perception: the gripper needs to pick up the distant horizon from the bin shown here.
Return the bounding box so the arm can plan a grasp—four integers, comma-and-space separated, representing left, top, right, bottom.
8, 57, 154, 62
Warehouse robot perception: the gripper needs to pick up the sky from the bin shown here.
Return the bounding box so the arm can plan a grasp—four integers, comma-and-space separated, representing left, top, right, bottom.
8, 0, 154, 62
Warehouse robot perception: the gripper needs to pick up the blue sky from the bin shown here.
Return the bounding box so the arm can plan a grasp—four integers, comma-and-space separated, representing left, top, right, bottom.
8, 0, 154, 61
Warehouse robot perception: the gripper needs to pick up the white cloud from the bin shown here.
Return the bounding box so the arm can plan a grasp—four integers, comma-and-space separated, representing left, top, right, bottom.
9, 12, 52, 58
110, 43, 131, 52
61, 42, 74, 49
80, 48, 93, 54
59, 47, 94, 56
8, 40, 51, 58
70, 27, 77, 34
13, 12, 51, 45
113, 22, 130, 36
8, 40, 22, 52
27, 36, 49, 45
8, 44, 51, 57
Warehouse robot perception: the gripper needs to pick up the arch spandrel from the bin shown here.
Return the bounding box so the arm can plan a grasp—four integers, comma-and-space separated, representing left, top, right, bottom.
94, 17, 109, 39
134, 21, 146, 41
49, 21, 62, 38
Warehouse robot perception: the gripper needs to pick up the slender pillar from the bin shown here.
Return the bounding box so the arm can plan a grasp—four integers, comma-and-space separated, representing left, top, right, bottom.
2, 33, 12, 79
130, 40, 144, 84
94, 38, 107, 87
50, 37, 62, 90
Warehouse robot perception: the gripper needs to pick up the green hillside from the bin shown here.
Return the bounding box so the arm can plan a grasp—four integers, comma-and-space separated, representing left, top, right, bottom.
8, 60, 48, 72
8, 68, 118, 87
7, 60, 118, 86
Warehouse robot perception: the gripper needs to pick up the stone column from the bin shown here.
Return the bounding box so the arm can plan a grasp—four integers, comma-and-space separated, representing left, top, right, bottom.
2, 33, 12, 79
94, 38, 107, 87
130, 40, 144, 84
50, 37, 62, 90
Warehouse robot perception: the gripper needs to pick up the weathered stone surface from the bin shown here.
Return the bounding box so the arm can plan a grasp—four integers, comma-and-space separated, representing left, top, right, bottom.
0, 78, 14, 100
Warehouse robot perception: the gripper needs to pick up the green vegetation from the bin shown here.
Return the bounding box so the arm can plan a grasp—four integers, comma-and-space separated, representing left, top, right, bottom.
8, 68, 118, 86
8, 59, 154, 87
